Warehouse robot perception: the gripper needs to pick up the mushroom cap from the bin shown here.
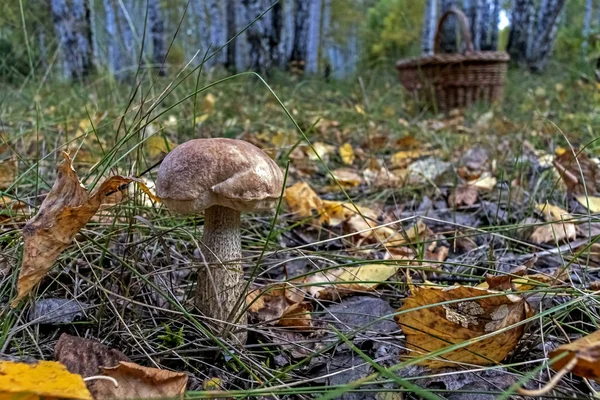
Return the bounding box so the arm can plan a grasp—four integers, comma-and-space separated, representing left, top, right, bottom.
156, 138, 283, 214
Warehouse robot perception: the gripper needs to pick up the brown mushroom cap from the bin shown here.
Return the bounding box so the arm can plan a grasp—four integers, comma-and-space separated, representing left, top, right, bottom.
156, 138, 283, 214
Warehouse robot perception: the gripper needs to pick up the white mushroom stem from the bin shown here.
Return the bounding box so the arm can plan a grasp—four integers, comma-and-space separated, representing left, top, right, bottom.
197, 204, 247, 344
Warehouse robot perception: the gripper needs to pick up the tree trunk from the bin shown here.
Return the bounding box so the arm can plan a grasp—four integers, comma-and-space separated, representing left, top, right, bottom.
102, 0, 120, 73
243, 0, 272, 73
208, 0, 228, 65
321, 0, 332, 76
148, 0, 165, 75
489, 0, 500, 50
305, 0, 322, 74
233, 0, 249, 71
507, 0, 535, 64
88, 0, 99, 68
225, 0, 237, 70
291, 0, 309, 67
583, 0, 593, 54
478, 0, 492, 50
50, 0, 93, 80
421, 0, 438, 55
117, 0, 135, 69
280, 0, 295, 68
191, 0, 211, 66
527, 0, 565, 71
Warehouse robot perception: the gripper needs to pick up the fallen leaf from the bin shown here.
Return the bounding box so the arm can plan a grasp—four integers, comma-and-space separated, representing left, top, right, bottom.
553, 150, 600, 195
575, 195, 600, 213
284, 182, 323, 220
88, 361, 187, 400
203, 93, 216, 114
549, 329, 600, 380
279, 302, 313, 329
395, 277, 531, 368
391, 150, 437, 169
530, 203, 576, 244
12, 153, 140, 306
0, 159, 17, 189
339, 143, 355, 165
145, 135, 176, 161
247, 282, 307, 327
407, 158, 451, 184
307, 142, 336, 161
469, 174, 497, 191
54, 333, 129, 379
29, 299, 88, 324
305, 263, 400, 300
0, 360, 92, 400
449, 185, 478, 207
330, 168, 363, 188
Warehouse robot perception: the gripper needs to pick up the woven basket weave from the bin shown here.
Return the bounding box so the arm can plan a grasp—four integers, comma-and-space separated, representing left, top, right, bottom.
396, 8, 510, 112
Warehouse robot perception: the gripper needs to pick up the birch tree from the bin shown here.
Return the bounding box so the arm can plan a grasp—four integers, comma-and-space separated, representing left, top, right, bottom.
489, 0, 500, 50
50, 0, 93, 79
208, 0, 227, 65
291, 0, 309, 66
583, 0, 593, 53
421, 0, 437, 55
103, 0, 120, 73
527, 0, 566, 71
305, 0, 322, 73
438, 0, 458, 53
507, 0, 535, 64
117, 0, 135, 68
148, 0, 165, 75
280, 0, 295, 67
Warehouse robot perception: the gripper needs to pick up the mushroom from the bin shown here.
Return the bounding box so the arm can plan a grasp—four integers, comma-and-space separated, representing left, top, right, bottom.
156, 138, 283, 344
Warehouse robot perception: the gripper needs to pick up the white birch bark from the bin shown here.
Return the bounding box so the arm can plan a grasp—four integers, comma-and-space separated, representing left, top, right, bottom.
421, 0, 437, 55
305, 0, 322, 74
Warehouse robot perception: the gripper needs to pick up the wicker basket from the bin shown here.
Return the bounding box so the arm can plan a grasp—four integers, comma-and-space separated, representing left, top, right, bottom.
396, 8, 510, 112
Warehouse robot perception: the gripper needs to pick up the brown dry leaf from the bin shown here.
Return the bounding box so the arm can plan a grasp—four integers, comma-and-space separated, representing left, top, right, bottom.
305, 263, 400, 300
0, 158, 17, 189
284, 182, 323, 220
339, 143, 355, 165
530, 203, 576, 244
468, 174, 497, 191
12, 153, 137, 306
247, 282, 307, 327
279, 302, 313, 329
0, 360, 92, 400
549, 329, 600, 379
553, 149, 600, 195
449, 185, 478, 207
395, 277, 531, 368
88, 361, 187, 400
54, 333, 129, 379
330, 168, 363, 188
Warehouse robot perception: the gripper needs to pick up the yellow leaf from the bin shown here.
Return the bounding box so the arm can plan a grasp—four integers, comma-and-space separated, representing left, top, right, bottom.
0, 360, 92, 400
305, 263, 400, 300
307, 142, 336, 161
203, 377, 223, 391
194, 114, 209, 125
468, 174, 497, 191
12, 153, 140, 306
203, 93, 216, 114
284, 182, 323, 220
575, 195, 600, 213
536, 203, 572, 220
339, 143, 355, 165
355, 104, 366, 115
395, 279, 531, 368
390, 150, 437, 169
330, 168, 363, 188
0, 159, 17, 189
530, 203, 576, 244
145, 135, 176, 161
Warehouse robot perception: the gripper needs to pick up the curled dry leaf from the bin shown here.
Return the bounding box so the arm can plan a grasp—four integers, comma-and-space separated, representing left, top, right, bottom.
330, 168, 363, 188
0, 360, 92, 400
575, 195, 600, 213
12, 152, 147, 306
549, 329, 600, 379
449, 184, 478, 207
553, 149, 600, 195
247, 282, 308, 328
305, 263, 400, 300
530, 203, 576, 244
395, 276, 532, 368
88, 361, 187, 400
284, 182, 323, 220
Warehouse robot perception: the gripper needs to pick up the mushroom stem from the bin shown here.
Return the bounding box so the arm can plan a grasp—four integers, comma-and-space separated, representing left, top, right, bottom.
197, 205, 247, 344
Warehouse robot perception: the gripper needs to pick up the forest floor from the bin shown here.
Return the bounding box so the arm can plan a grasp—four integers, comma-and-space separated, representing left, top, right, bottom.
1, 63, 600, 399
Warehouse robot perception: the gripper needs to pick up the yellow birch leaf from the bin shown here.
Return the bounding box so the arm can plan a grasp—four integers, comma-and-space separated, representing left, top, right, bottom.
575, 195, 600, 213
549, 329, 600, 379
284, 182, 323, 220
339, 143, 355, 165
0, 360, 92, 400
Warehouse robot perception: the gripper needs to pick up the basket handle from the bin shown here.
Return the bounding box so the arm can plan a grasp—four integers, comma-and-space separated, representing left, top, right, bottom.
434, 7, 474, 54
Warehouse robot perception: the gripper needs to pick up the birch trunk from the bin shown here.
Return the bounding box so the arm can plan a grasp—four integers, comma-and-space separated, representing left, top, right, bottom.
103, 0, 120, 73
507, 0, 535, 64
208, 0, 228, 65
583, 0, 593, 53
305, 0, 322, 74
291, 0, 309, 66
421, 0, 437, 55
148, 0, 165, 75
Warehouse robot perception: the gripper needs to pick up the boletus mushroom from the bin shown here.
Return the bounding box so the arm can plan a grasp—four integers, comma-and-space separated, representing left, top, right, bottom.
156, 138, 283, 344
